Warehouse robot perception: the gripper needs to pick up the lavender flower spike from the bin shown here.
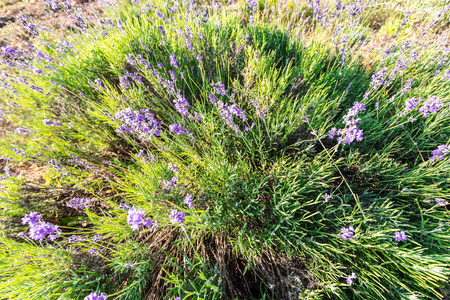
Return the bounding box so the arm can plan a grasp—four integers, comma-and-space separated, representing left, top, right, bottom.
184, 194, 194, 208
394, 231, 407, 242
430, 145, 450, 162
346, 273, 357, 285
84, 292, 108, 300
340, 226, 355, 240
169, 209, 185, 224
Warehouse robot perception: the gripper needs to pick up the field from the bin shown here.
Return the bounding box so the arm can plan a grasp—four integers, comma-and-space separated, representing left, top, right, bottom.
0, 0, 450, 299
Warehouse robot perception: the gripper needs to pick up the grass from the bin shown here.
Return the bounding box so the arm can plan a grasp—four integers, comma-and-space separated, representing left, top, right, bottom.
0, 0, 450, 299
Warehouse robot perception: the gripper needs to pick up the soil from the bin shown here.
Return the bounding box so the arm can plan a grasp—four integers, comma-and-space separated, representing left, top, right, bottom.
0, 0, 102, 48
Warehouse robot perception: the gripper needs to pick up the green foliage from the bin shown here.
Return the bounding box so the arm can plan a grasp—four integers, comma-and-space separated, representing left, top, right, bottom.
1, 0, 450, 299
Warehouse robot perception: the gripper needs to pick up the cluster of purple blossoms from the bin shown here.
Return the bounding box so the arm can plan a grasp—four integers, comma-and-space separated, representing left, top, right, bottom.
68, 235, 86, 243
67, 197, 92, 209
92, 78, 103, 91
18, 15, 39, 36
184, 194, 194, 208
170, 53, 178, 68
48, 159, 63, 172
169, 209, 185, 224
369, 68, 388, 91
173, 91, 190, 116
44, 0, 59, 10
43, 120, 62, 127
435, 198, 449, 206
22, 212, 61, 241
119, 72, 143, 89
211, 81, 227, 96
124, 262, 137, 268
419, 96, 443, 117
404, 97, 423, 112
92, 234, 102, 242
399, 78, 414, 94
394, 231, 407, 242
21, 212, 42, 225
329, 102, 365, 145
1, 167, 12, 181
119, 203, 131, 210
340, 226, 355, 240
84, 292, 107, 300
168, 163, 180, 174
429, 145, 449, 162
113, 108, 161, 141
322, 193, 333, 203
10, 147, 25, 157
247, 0, 257, 24
135, 150, 157, 163
169, 124, 188, 136
346, 273, 357, 285
216, 101, 249, 135
163, 176, 178, 190
127, 207, 156, 231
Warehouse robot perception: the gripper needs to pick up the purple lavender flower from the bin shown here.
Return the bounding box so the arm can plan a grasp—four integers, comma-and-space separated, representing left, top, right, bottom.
119, 75, 130, 89
68, 235, 79, 243
170, 53, 178, 68
247, 0, 257, 14
184, 194, 194, 208
114, 108, 161, 141
173, 93, 189, 116
211, 81, 227, 96
435, 198, 448, 206
208, 93, 216, 103
168, 70, 177, 82
419, 96, 443, 117
94, 78, 103, 91
369, 68, 388, 90
322, 193, 333, 202
143, 219, 158, 231
92, 234, 102, 242
346, 273, 357, 285
430, 145, 450, 162
21, 212, 42, 226
48, 159, 62, 172
67, 197, 92, 209
163, 176, 178, 190
127, 207, 145, 231
119, 203, 131, 210
130, 72, 143, 85
330, 102, 365, 145
124, 262, 136, 268
84, 292, 107, 300
404, 97, 422, 111
169, 124, 188, 136
343, 102, 366, 123
156, 24, 166, 36
27, 221, 61, 241
127, 207, 155, 231
340, 226, 355, 240
400, 78, 414, 94
29, 85, 44, 93
169, 209, 185, 224
394, 231, 407, 242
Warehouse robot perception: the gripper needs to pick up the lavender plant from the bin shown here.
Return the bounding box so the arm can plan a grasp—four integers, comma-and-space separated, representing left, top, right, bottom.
0, 0, 450, 299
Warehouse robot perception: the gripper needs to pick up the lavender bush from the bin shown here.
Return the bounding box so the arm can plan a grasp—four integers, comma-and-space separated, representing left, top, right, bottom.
0, 0, 450, 299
